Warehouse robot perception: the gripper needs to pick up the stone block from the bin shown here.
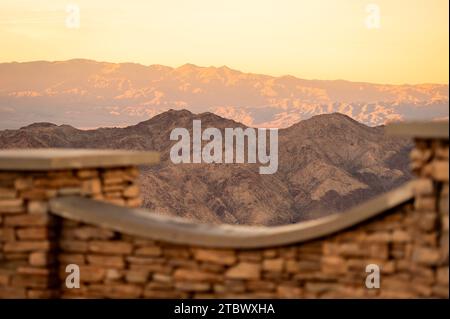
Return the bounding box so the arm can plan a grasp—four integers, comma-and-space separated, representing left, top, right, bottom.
436, 146, 449, 159
145, 281, 173, 291
431, 160, 449, 182
60, 240, 88, 253
88, 284, 142, 298
3, 241, 51, 252
17, 266, 51, 276
135, 246, 162, 257
81, 179, 102, 195
11, 274, 51, 288
262, 258, 284, 272
285, 260, 300, 273
412, 247, 441, 266
14, 177, 33, 191
324, 242, 368, 258
0, 228, 15, 242
4, 214, 50, 226
123, 185, 140, 198
16, 227, 51, 240
58, 253, 86, 265
126, 197, 142, 208
442, 215, 449, 233
262, 249, 278, 258
246, 280, 276, 292
412, 178, 434, 196
414, 196, 436, 211
440, 196, 449, 216
432, 285, 449, 298
391, 230, 411, 243
238, 250, 263, 262
143, 289, 185, 299
276, 285, 303, 298
0, 287, 27, 298
436, 267, 449, 285
29, 252, 53, 266
21, 189, 48, 200
410, 148, 431, 162
363, 232, 391, 243
27, 201, 48, 214
130, 265, 169, 275
126, 256, 164, 265
0, 187, 17, 199
87, 255, 125, 268
126, 167, 140, 178
417, 212, 437, 232
0, 198, 24, 213
125, 270, 149, 283
27, 289, 58, 299
78, 266, 106, 283
103, 184, 126, 193
77, 169, 99, 179
304, 282, 340, 294
153, 273, 172, 284
88, 241, 133, 254
105, 269, 123, 281
321, 256, 348, 274
193, 248, 236, 265
0, 271, 11, 285
225, 262, 261, 280
173, 268, 218, 282
175, 281, 210, 292
103, 177, 124, 185
73, 226, 115, 240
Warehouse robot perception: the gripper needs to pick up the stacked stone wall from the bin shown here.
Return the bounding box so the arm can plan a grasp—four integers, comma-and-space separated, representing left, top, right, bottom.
0, 167, 141, 298
0, 137, 448, 298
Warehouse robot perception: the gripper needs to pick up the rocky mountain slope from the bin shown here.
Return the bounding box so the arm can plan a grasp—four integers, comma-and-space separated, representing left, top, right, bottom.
0, 59, 448, 129
0, 110, 412, 225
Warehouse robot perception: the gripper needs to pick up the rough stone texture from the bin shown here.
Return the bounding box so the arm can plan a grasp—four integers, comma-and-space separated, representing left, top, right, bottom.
0, 137, 448, 299
0, 166, 142, 298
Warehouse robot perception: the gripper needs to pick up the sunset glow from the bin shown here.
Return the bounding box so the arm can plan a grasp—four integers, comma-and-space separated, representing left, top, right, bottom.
0, 0, 448, 84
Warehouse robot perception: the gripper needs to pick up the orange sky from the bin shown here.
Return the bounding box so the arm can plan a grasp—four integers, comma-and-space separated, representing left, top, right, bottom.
0, 0, 448, 84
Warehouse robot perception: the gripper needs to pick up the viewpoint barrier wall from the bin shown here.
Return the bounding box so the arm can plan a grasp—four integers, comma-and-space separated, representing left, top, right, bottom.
0, 123, 448, 298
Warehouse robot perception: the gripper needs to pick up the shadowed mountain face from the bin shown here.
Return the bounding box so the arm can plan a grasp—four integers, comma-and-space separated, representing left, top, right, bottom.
0, 110, 412, 225
0, 59, 448, 129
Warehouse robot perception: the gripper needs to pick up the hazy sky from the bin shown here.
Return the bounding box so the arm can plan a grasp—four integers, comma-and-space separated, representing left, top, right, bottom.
0, 0, 448, 84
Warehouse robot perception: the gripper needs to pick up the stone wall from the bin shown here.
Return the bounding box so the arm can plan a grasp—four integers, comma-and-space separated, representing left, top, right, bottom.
410, 138, 449, 267
0, 137, 448, 299
55, 202, 446, 299
0, 167, 142, 298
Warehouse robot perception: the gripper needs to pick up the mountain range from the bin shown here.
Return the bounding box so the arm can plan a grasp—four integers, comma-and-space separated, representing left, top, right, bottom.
0, 59, 448, 130
0, 110, 413, 225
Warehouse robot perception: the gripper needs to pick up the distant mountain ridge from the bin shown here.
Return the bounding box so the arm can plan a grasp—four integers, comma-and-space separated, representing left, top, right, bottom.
0, 110, 413, 226
0, 59, 448, 129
